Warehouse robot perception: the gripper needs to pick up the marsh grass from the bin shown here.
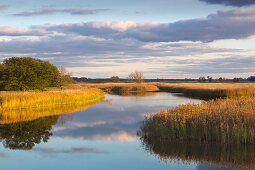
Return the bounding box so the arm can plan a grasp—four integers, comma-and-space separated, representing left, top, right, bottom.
141, 96, 255, 144
0, 88, 104, 110
157, 83, 255, 99
0, 97, 104, 124
83, 83, 159, 93
0, 88, 105, 123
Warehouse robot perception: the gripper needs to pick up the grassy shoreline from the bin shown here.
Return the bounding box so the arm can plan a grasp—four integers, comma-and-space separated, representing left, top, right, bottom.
157, 83, 255, 99
0, 88, 104, 110
0, 88, 105, 123
82, 83, 159, 94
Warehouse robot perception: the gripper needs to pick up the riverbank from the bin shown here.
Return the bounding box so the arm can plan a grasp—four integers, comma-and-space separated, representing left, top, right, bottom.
141, 96, 255, 144
157, 83, 255, 99
81, 83, 159, 94
0, 88, 105, 123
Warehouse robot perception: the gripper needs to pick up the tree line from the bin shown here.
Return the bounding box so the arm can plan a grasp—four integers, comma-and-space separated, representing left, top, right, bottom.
198, 76, 255, 82
0, 57, 73, 91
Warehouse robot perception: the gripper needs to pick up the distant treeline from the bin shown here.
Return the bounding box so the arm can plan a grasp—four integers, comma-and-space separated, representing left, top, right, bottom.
72, 77, 198, 83
198, 76, 255, 82
73, 76, 255, 83
0, 57, 73, 91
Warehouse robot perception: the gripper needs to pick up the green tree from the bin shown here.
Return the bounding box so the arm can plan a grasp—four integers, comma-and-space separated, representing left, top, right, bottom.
110, 76, 120, 83
0, 57, 60, 91
248, 76, 255, 81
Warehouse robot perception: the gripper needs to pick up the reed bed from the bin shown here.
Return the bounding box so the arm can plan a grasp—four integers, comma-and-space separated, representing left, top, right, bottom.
0, 88, 105, 123
157, 83, 255, 99
141, 96, 255, 144
0, 98, 103, 124
83, 83, 159, 93
0, 88, 105, 110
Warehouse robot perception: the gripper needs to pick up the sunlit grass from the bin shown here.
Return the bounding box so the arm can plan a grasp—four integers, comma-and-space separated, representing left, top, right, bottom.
0, 97, 104, 124
0, 88, 104, 109
157, 83, 255, 99
141, 96, 255, 144
0, 88, 105, 123
83, 83, 159, 93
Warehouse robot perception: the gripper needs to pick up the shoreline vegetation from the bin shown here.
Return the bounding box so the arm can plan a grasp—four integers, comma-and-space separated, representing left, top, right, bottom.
140, 96, 255, 144
157, 83, 255, 99
0, 88, 105, 124
82, 83, 159, 94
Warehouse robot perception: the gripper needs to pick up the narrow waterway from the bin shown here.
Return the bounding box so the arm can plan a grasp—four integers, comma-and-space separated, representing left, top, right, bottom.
0, 92, 249, 170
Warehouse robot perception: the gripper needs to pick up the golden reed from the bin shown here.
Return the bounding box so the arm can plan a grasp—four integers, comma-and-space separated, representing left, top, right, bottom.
157, 83, 255, 99
0, 88, 105, 123
141, 96, 255, 144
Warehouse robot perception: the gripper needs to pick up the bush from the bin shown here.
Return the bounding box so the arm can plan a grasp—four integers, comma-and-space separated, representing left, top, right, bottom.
0, 57, 60, 91
110, 76, 120, 83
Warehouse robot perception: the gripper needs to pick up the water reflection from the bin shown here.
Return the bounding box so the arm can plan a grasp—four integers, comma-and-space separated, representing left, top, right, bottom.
140, 136, 255, 170
109, 91, 158, 97
0, 115, 59, 150
0, 92, 205, 170
53, 93, 200, 142
0, 97, 103, 124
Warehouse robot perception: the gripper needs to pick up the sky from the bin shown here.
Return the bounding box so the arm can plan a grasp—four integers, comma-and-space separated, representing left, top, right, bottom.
0, 0, 255, 78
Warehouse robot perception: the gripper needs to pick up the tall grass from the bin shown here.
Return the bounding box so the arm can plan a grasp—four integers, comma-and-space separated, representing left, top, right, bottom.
0, 88, 105, 110
83, 83, 159, 93
0, 88, 105, 123
0, 98, 103, 124
157, 83, 255, 99
141, 96, 255, 144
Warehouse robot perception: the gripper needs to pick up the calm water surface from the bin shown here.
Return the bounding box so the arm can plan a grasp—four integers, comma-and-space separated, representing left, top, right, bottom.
0, 93, 250, 170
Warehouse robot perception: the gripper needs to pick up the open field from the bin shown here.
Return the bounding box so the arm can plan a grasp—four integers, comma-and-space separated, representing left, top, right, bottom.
157, 83, 255, 99
140, 96, 255, 144
80, 83, 159, 93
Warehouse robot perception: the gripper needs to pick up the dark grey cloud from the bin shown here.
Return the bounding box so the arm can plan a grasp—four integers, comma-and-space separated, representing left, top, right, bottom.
3, 8, 255, 42
39, 9, 255, 42
0, 8, 254, 78
0, 5, 8, 11
13, 8, 109, 16
0, 34, 237, 69
200, 0, 255, 7
33, 147, 107, 155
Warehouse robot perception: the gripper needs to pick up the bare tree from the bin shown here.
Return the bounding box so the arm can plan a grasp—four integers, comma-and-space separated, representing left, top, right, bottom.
128, 71, 144, 83
58, 67, 74, 88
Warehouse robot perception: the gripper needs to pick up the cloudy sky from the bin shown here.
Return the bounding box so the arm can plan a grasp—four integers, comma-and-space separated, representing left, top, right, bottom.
0, 0, 255, 78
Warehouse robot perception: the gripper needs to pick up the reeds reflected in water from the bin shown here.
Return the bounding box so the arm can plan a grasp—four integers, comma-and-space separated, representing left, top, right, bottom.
140, 136, 255, 170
